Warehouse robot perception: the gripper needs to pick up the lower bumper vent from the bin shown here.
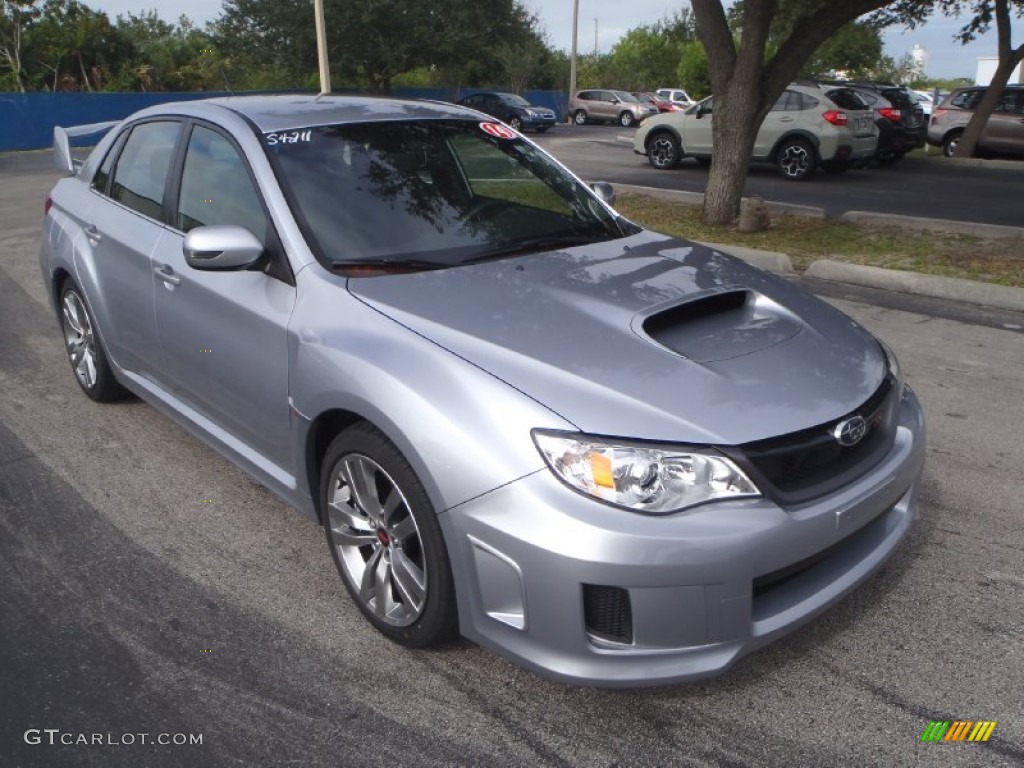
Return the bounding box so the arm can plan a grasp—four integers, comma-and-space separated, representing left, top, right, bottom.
583, 584, 633, 645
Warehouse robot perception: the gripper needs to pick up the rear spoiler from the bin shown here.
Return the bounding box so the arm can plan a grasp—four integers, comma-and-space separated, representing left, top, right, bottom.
54, 120, 119, 175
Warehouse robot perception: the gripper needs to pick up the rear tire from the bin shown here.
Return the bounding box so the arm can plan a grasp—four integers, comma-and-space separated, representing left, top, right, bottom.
875, 150, 904, 165
775, 138, 817, 180
59, 279, 129, 402
821, 159, 849, 174
322, 423, 457, 648
943, 131, 963, 158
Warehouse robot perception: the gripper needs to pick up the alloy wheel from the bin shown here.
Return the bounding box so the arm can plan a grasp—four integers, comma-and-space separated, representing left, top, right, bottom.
778, 143, 812, 179
648, 136, 679, 169
326, 454, 427, 627
62, 290, 98, 389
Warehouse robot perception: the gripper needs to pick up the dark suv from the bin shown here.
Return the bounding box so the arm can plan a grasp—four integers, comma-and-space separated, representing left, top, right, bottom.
927, 85, 1024, 157
841, 82, 926, 164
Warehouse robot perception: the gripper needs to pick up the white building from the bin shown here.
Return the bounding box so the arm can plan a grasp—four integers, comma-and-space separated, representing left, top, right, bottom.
975, 57, 1024, 86
911, 44, 928, 78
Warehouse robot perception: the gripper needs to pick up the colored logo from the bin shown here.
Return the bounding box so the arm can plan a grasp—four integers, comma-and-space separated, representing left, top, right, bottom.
479, 122, 518, 140
833, 415, 867, 446
920, 720, 997, 742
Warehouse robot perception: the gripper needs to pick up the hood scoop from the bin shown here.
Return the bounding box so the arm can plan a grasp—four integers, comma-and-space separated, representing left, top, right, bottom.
638, 289, 803, 363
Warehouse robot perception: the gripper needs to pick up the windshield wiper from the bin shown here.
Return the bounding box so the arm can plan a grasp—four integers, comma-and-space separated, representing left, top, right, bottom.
330, 258, 448, 276
460, 235, 613, 265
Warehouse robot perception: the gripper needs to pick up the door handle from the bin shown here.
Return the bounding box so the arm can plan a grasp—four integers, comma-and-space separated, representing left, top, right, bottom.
779, 116, 795, 123
154, 264, 181, 286
84, 224, 102, 243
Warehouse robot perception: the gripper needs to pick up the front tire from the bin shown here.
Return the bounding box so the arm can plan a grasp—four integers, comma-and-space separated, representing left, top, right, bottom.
619, 111, 635, 128
647, 133, 681, 170
573, 109, 588, 126
775, 138, 817, 180
508, 115, 522, 131
322, 423, 457, 648
59, 279, 128, 402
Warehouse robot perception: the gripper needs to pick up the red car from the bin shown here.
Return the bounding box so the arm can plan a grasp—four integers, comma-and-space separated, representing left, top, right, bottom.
632, 92, 681, 114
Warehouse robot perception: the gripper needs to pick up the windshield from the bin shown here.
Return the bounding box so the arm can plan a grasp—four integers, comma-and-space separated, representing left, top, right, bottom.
502, 94, 531, 107
264, 120, 631, 269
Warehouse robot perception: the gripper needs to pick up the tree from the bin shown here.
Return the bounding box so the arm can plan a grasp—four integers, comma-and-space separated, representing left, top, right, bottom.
0, 0, 38, 91
604, 11, 696, 90
690, 0, 917, 226
677, 40, 711, 98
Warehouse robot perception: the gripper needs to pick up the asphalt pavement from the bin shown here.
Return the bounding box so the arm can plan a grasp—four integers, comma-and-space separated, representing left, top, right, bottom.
1, 155, 1023, 768
532, 125, 1024, 227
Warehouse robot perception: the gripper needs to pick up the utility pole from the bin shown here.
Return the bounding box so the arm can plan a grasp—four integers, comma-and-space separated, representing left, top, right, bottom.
569, 0, 579, 123
594, 18, 598, 56
314, 0, 331, 96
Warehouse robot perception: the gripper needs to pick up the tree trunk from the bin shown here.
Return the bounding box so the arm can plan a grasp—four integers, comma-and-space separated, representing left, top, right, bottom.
701, 92, 764, 225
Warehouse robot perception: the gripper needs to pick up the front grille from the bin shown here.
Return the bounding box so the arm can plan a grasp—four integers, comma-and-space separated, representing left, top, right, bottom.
727, 377, 899, 505
583, 585, 633, 644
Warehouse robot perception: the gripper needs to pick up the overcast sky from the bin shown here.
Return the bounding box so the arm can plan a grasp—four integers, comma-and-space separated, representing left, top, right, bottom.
90, 0, 1000, 81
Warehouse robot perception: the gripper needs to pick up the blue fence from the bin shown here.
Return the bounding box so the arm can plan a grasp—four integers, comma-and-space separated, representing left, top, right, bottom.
0, 89, 568, 153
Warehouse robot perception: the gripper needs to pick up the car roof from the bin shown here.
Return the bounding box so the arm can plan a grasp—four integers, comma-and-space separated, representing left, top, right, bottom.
134, 94, 477, 134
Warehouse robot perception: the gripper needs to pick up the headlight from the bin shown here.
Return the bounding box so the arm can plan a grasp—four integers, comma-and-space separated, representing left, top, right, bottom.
533, 430, 760, 514
877, 338, 905, 399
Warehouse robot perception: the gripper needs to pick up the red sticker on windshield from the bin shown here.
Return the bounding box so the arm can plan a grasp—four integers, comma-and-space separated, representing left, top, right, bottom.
479, 122, 518, 139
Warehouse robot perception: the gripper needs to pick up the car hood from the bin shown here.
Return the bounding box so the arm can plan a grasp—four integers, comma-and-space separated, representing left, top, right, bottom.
348, 232, 886, 445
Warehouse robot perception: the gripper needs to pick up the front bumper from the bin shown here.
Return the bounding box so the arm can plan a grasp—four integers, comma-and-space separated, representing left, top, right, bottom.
441, 387, 926, 687
522, 114, 557, 130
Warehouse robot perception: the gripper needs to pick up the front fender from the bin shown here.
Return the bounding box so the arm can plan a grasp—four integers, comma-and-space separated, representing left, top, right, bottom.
288, 270, 575, 515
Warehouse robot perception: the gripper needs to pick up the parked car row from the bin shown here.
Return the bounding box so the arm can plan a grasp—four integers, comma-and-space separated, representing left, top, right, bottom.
632, 80, 938, 180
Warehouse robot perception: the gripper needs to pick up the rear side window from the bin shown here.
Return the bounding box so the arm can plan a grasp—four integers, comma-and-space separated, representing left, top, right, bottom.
881, 88, 914, 108
950, 90, 983, 110
110, 121, 180, 220
92, 130, 128, 194
770, 91, 804, 112
826, 89, 868, 110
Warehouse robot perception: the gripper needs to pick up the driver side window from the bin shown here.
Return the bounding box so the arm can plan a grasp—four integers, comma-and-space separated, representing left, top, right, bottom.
176, 125, 269, 244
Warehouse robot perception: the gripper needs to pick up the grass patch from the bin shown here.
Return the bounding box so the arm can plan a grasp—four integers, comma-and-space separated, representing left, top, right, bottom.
615, 192, 1024, 288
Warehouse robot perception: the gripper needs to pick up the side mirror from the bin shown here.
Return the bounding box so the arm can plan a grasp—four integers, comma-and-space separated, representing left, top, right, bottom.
695, 105, 705, 119
590, 181, 616, 206
183, 225, 264, 270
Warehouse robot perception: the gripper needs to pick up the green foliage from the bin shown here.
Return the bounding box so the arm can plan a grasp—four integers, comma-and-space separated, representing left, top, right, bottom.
677, 41, 711, 98
603, 10, 696, 90
800, 22, 884, 78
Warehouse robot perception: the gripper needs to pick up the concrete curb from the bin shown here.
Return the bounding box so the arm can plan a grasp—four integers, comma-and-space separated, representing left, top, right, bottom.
932, 155, 1024, 172
804, 260, 1024, 313
614, 183, 827, 219
840, 211, 1024, 239
701, 242, 794, 274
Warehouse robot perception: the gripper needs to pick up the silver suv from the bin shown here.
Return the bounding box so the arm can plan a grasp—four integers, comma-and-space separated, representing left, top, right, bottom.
634, 83, 878, 180
570, 89, 658, 127
927, 85, 1024, 157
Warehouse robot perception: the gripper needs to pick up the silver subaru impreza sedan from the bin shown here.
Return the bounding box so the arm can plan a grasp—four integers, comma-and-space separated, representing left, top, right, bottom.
40, 95, 925, 686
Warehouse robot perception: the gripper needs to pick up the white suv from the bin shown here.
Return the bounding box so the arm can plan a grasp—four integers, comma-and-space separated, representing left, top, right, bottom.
635, 83, 878, 180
